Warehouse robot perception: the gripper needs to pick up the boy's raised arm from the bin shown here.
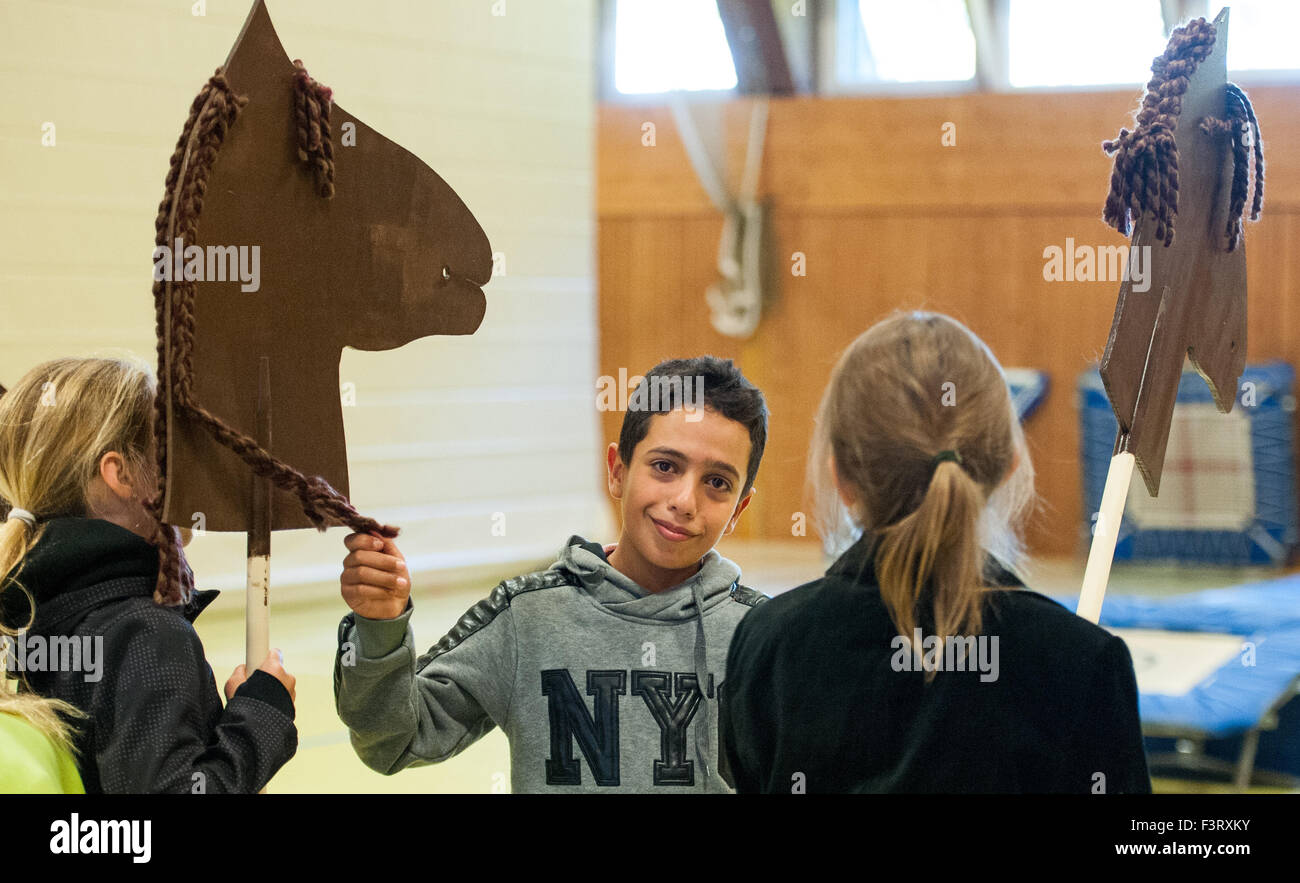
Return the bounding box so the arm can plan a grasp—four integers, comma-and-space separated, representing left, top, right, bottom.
333, 534, 516, 776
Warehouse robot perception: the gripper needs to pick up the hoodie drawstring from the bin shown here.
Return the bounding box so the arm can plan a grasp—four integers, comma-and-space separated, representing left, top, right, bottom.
691, 581, 711, 785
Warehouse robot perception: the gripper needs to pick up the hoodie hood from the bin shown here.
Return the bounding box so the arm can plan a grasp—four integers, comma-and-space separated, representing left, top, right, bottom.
552, 535, 741, 621
551, 535, 739, 784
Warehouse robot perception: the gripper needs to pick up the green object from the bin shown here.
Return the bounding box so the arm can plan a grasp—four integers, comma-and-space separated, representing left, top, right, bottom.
0, 710, 85, 794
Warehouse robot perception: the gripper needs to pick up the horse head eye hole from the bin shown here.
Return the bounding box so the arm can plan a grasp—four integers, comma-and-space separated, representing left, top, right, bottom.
441, 266, 451, 281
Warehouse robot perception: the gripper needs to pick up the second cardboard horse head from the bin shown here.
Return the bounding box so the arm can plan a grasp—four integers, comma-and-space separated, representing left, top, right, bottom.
1097, 8, 1263, 496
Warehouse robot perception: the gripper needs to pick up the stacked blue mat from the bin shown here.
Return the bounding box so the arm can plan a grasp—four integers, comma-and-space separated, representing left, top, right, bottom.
1005, 367, 1049, 422
1078, 361, 1298, 565
1054, 579, 1300, 778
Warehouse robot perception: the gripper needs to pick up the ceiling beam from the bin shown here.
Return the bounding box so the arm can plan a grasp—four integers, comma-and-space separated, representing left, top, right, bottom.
716, 0, 796, 95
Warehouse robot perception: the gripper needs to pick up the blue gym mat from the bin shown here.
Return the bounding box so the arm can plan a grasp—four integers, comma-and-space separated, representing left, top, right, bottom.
1052, 577, 1300, 776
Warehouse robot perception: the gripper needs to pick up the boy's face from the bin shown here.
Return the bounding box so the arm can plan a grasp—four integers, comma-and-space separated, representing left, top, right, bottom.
606, 406, 754, 575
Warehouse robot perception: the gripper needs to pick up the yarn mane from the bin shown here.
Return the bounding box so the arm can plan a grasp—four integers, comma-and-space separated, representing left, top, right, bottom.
1101, 17, 1263, 251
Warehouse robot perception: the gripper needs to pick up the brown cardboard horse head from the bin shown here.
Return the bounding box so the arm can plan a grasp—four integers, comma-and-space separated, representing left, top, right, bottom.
1097, 8, 1263, 496
155, 0, 490, 539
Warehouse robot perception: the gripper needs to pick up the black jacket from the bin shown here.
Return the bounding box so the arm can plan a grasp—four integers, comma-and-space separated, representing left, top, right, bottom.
1, 517, 297, 793
718, 535, 1151, 793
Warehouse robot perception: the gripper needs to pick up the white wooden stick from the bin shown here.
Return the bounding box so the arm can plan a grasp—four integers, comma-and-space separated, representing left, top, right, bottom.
246, 551, 269, 795
247, 356, 273, 794
247, 356, 273, 673
1078, 451, 1136, 624
245, 556, 269, 673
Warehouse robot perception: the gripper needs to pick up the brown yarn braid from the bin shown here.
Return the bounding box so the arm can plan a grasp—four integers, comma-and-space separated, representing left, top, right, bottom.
1199, 82, 1265, 251
292, 59, 335, 199
148, 67, 397, 605
147, 71, 239, 605
1232, 83, 1266, 224
1102, 17, 1218, 246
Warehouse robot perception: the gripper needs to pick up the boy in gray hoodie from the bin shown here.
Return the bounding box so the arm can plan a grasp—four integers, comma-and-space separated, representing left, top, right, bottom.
333, 356, 768, 792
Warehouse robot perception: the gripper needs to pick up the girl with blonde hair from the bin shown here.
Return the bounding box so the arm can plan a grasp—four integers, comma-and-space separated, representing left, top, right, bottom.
719, 312, 1150, 793
0, 357, 297, 793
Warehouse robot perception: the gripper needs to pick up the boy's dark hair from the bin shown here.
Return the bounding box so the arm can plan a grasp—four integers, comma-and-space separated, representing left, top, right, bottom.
617, 356, 768, 498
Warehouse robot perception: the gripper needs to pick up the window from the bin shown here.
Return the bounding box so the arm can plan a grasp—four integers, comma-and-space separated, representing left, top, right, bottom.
1227, 0, 1300, 73
1008, 0, 1166, 88
603, 0, 1300, 99
835, 0, 977, 86
613, 0, 738, 95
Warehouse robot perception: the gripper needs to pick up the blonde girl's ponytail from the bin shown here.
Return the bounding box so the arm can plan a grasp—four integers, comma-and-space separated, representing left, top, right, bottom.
1, 511, 85, 760
0, 502, 44, 598
874, 454, 987, 676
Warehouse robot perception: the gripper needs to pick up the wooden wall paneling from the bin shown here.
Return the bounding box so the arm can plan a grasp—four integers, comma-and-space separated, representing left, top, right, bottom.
601, 88, 1300, 216
1244, 212, 1289, 364
759, 212, 843, 546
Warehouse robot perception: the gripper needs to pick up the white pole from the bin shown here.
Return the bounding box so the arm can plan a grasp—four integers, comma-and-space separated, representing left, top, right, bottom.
1078, 451, 1136, 624
246, 552, 269, 796
247, 356, 272, 794
247, 356, 272, 673
245, 556, 269, 673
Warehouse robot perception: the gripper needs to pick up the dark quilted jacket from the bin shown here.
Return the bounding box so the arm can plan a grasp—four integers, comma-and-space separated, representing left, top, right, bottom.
2, 517, 297, 793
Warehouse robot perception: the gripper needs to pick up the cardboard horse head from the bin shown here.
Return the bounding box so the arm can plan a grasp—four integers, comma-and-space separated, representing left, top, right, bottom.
150, 0, 490, 597
1097, 9, 1263, 495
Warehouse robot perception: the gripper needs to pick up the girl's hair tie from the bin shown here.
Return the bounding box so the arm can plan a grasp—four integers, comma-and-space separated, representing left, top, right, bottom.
4, 508, 37, 528
932, 450, 963, 467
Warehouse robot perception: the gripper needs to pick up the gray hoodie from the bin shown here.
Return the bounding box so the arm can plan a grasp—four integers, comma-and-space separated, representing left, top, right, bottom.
334, 535, 766, 792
